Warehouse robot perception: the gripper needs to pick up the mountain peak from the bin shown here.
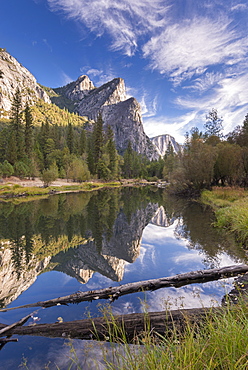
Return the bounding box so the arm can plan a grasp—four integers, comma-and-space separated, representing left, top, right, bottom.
0, 49, 50, 115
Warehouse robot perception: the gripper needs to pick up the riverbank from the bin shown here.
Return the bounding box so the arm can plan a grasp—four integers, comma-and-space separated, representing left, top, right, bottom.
201, 187, 248, 245
0, 177, 159, 201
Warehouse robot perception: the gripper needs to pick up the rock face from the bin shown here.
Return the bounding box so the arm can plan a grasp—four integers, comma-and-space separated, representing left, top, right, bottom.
52, 202, 158, 284
54, 76, 159, 159
0, 49, 178, 160
54, 75, 95, 102
151, 134, 181, 156
0, 242, 51, 307
102, 98, 158, 158
0, 49, 50, 115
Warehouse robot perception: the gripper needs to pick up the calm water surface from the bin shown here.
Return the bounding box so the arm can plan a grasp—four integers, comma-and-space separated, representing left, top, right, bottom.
0, 187, 246, 369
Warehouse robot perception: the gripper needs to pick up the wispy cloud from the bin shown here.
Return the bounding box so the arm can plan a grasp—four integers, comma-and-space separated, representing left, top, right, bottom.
188, 72, 224, 92
140, 92, 159, 117
80, 66, 116, 86
143, 112, 198, 143
47, 0, 169, 56
175, 73, 248, 135
231, 3, 248, 12
142, 16, 248, 84
42, 38, 53, 52
60, 71, 73, 85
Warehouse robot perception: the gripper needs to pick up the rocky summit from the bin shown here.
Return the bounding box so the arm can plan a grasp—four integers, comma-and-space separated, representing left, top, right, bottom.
151, 134, 181, 156
0, 49, 50, 113
53, 75, 160, 159
0, 49, 180, 159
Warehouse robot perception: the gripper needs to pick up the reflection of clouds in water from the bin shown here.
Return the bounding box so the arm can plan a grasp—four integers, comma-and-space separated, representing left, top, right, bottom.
143, 222, 182, 243
124, 244, 156, 274
20, 339, 144, 370
111, 300, 136, 315
144, 279, 234, 311
84, 274, 117, 291
173, 251, 241, 270
214, 252, 242, 268
172, 250, 203, 265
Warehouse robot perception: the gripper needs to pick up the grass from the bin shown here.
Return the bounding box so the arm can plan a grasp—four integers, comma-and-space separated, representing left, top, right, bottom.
201, 187, 248, 244
102, 299, 248, 370
20, 298, 248, 370
0, 180, 122, 202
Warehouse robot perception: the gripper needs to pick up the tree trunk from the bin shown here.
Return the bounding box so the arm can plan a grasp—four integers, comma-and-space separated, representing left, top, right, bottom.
0, 264, 247, 313
0, 307, 221, 343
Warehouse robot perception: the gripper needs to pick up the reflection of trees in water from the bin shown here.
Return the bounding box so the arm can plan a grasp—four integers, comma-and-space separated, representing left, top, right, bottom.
0, 187, 246, 278
160, 191, 247, 266
0, 188, 155, 275
8, 216, 35, 279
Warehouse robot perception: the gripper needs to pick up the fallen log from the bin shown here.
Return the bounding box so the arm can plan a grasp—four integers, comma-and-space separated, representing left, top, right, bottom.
1, 264, 247, 313
0, 307, 221, 342
0, 312, 36, 336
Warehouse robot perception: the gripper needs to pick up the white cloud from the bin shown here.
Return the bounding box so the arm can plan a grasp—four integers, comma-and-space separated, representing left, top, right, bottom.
175, 72, 248, 135
85, 68, 102, 77
189, 71, 224, 92
142, 17, 248, 83
143, 111, 197, 143
47, 0, 169, 56
80, 66, 116, 86
140, 93, 158, 117
60, 71, 73, 85
231, 3, 248, 12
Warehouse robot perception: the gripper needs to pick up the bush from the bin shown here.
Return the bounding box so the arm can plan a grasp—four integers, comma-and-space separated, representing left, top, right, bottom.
1, 160, 14, 178
14, 161, 29, 179
40, 164, 58, 187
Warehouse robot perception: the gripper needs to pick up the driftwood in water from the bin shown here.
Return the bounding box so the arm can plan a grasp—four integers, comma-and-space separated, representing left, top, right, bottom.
0, 312, 35, 337
0, 307, 221, 342
0, 264, 247, 313
0, 312, 36, 349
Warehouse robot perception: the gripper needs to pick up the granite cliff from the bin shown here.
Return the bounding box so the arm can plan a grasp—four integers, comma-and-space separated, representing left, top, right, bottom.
0, 49, 181, 159
0, 49, 50, 114
53, 76, 160, 159
151, 134, 181, 156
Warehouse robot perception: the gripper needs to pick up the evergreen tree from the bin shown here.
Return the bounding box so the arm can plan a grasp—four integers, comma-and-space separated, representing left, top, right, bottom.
93, 113, 104, 175
24, 104, 34, 157
9, 88, 25, 161
79, 129, 87, 155
123, 141, 134, 178
105, 125, 118, 178
66, 121, 74, 153
86, 133, 95, 175
204, 108, 223, 138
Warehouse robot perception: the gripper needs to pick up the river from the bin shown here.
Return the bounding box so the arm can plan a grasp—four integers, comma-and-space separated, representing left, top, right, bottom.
0, 187, 246, 369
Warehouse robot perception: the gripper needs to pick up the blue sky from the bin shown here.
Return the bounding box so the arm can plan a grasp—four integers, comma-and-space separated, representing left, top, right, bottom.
1, 0, 248, 142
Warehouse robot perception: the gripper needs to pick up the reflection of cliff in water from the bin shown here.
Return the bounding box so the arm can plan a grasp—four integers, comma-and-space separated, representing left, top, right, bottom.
0, 240, 52, 307
150, 206, 175, 227
0, 188, 159, 306
52, 203, 158, 283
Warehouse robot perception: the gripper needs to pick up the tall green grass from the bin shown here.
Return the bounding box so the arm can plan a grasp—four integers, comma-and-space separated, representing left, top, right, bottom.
105, 300, 248, 370
19, 299, 248, 370
201, 187, 248, 244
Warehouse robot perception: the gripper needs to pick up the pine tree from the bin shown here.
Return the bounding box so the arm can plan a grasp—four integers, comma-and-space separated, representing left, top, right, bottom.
93, 113, 104, 175
204, 108, 223, 138
24, 104, 34, 157
106, 125, 118, 178
9, 87, 25, 161
67, 121, 74, 153
123, 141, 134, 178
79, 129, 87, 155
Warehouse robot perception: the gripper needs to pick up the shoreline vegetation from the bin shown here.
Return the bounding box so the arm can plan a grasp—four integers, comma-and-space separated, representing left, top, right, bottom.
201, 186, 248, 246
0, 176, 160, 201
